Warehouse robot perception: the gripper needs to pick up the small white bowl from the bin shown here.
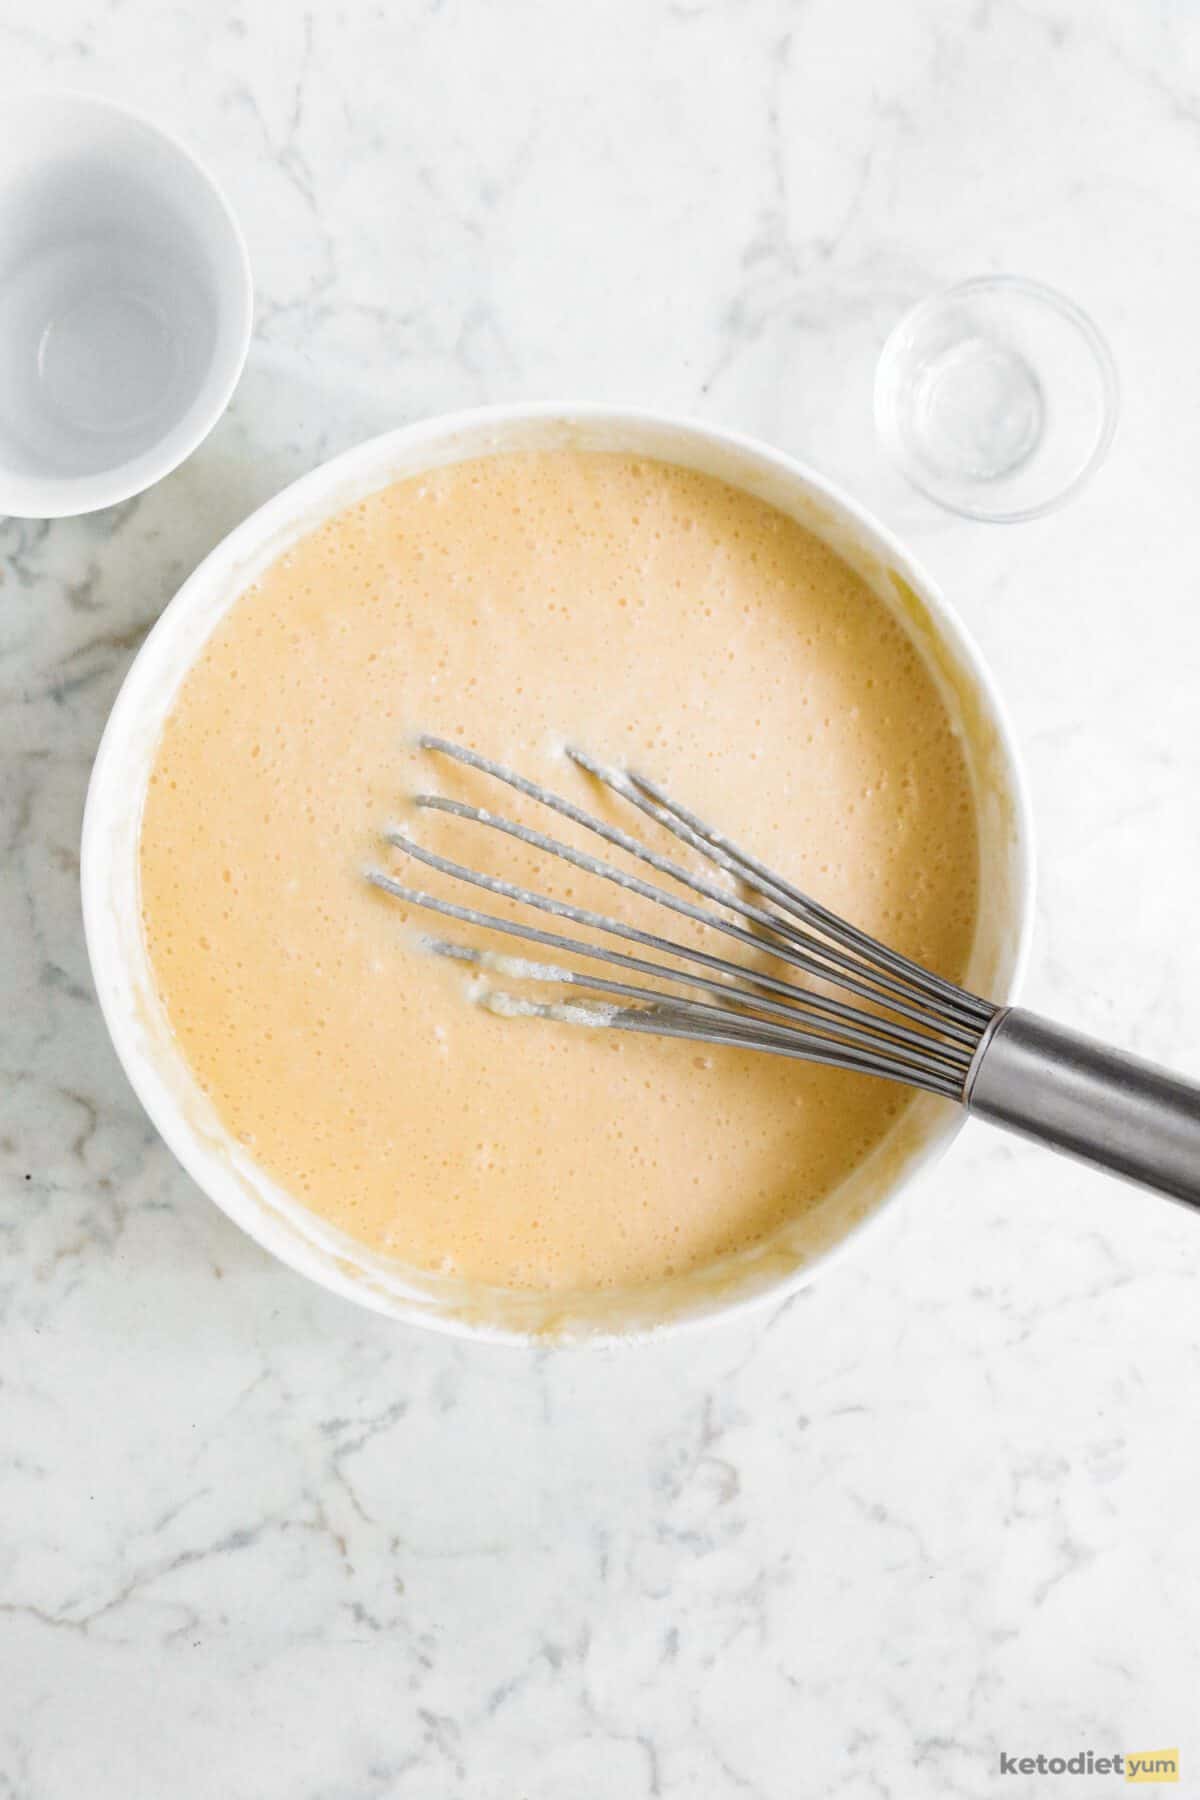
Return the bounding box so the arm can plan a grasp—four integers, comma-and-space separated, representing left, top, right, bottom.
82, 405, 1034, 1343
0, 92, 252, 519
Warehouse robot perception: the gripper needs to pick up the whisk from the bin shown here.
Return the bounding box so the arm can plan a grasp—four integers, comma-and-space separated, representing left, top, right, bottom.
366, 736, 1200, 1208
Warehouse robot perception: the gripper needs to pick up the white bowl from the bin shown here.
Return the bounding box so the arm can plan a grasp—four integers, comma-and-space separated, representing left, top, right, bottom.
0, 92, 252, 518
81, 405, 1034, 1342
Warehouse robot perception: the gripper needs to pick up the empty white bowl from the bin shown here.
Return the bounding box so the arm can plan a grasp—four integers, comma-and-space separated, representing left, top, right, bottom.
0, 92, 252, 518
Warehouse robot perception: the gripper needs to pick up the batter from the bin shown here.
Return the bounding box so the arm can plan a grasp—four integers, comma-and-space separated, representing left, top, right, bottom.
139, 452, 979, 1291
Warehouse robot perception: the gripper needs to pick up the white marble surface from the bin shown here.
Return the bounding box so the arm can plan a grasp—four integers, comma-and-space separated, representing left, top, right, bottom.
3, 2, 1200, 1795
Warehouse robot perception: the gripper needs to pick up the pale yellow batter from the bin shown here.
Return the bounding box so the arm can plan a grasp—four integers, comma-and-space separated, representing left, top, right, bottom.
139, 451, 978, 1291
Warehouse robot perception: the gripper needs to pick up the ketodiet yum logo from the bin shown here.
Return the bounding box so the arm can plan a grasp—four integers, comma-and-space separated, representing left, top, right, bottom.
999, 1749, 1179, 1783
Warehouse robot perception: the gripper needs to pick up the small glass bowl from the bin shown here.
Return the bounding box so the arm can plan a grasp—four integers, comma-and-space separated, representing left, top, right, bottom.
875, 276, 1118, 522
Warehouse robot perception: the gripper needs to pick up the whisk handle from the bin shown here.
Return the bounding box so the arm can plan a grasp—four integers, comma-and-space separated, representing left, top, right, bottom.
966, 1008, 1200, 1206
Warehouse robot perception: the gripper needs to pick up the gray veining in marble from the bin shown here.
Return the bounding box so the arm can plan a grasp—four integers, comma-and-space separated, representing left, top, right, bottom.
3, 1, 1200, 1795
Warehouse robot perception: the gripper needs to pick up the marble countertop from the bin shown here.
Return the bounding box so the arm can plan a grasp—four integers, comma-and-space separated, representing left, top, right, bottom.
4, 2, 1200, 1795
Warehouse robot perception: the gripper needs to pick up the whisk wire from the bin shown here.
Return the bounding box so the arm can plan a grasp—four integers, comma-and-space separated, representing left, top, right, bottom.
570, 745, 991, 1027
378, 827, 978, 1074
422, 939, 967, 1097
416, 735, 983, 1032
365, 738, 995, 1098
402, 793, 979, 1048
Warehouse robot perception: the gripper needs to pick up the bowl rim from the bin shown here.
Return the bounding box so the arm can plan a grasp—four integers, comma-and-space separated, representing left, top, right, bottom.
81, 400, 1036, 1343
0, 87, 254, 520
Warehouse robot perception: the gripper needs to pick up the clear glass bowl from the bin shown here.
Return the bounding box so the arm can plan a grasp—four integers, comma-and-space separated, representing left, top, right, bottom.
875, 276, 1119, 522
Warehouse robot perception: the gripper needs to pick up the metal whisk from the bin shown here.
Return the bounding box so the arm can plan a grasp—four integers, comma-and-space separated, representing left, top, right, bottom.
367, 736, 1200, 1208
